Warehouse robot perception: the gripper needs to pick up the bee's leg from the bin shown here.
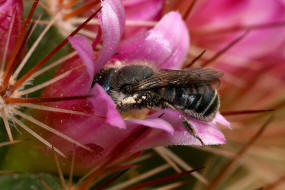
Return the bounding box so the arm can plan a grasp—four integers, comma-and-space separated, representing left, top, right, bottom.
182, 118, 205, 146
164, 102, 205, 146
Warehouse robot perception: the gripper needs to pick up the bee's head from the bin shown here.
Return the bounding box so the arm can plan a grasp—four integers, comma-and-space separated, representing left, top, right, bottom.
92, 68, 116, 94
111, 65, 154, 93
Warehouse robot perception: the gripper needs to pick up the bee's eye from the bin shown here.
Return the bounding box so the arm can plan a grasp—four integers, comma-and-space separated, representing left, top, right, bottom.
121, 84, 133, 94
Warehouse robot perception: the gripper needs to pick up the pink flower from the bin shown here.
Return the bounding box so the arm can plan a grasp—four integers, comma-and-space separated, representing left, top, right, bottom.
30, 1, 229, 173
186, 0, 285, 68
0, 0, 22, 59
162, 1, 285, 83
0, 0, 229, 177
0, 0, 23, 144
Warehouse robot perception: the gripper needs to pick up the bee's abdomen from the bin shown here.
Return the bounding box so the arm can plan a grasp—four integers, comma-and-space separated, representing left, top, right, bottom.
159, 86, 219, 121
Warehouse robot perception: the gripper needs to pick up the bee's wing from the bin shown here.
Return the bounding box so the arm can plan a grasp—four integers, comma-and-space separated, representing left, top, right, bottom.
132, 68, 223, 91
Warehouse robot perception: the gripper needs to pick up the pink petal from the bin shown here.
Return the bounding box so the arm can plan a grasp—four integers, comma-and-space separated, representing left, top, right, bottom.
40, 85, 126, 160
189, 0, 285, 60
108, 0, 126, 35
126, 118, 174, 134
214, 113, 231, 129
124, 0, 163, 21
0, 0, 22, 59
189, 117, 226, 145
41, 57, 91, 97
131, 110, 227, 151
116, 11, 190, 69
91, 84, 126, 128
123, 0, 147, 5
94, 0, 125, 73
122, 0, 164, 37
68, 35, 95, 79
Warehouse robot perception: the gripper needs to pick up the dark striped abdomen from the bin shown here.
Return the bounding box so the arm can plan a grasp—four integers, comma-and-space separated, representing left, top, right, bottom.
158, 86, 219, 121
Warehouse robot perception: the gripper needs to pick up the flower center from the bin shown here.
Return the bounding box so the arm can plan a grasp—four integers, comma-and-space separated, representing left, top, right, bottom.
0, 73, 21, 118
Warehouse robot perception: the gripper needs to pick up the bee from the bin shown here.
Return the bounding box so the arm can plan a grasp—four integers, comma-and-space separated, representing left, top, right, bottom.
93, 62, 223, 145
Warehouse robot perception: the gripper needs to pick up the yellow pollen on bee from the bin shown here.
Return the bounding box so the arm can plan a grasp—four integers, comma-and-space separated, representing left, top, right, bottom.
117, 94, 149, 119
120, 94, 138, 105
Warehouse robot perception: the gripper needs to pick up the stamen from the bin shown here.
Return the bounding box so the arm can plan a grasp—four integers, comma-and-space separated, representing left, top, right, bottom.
10, 116, 65, 157
107, 165, 170, 190
17, 64, 83, 96
77, 165, 100, 186
1, 109, 14, 143
108, 165, 139, 173
2, 0, 39, 88
29, 19, 50, 25
96, 169, 129, 190
63, 0, 100, 20
156, 147, 209, 185
26, 15, 41, 43
125, 167, 203, 190
36, 18, 100, 38
3, 24, 35, 89
154, 147, 182, 173
154, 181, 185, 190
38, 1, 51, 14
2, 22, 35, 89
69, 17, 157, 27
6, 95, 93, 104
13, 14, 60, 80
69, 17, 99, 24
207, 116, 274, 190
52, 146, 67, 189
74, 28, 97, 38
10, 7, 102, 92
222, 109, 274, 116
68, 146, 76, 188
79, 127, 150, 190
18, 103, 100, 118
38, 178, 53, 190
201, 30, 250, 67
0, 139, 24, 147
30, 51, 77, 79
128, 153, 152, 165
12, 108, 92, 152
1, 11, 16, 71
192, 146, 234, 158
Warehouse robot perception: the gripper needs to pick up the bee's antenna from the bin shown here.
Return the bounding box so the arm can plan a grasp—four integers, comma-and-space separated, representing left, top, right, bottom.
184, 49, 207, 68
201, 30, 250, 67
